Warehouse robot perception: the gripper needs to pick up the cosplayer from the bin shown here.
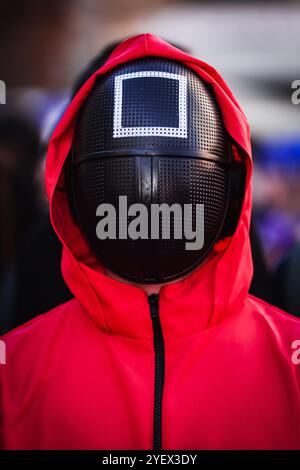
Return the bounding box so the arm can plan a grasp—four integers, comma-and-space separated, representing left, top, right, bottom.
1, 34, 300, 450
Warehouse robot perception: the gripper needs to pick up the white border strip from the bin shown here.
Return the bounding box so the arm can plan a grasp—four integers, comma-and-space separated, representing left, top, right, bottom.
113, 71, 187, 138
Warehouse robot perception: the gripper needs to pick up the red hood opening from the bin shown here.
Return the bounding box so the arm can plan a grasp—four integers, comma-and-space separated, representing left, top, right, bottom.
45, 33, 253, 340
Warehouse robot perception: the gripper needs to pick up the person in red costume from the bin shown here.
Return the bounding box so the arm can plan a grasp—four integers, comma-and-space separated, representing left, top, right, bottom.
1, 34, 300, 450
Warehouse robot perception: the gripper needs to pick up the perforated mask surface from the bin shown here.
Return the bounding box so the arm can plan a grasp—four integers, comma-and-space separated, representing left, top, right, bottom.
71, 57, 232, 283
75, 58, 229, 159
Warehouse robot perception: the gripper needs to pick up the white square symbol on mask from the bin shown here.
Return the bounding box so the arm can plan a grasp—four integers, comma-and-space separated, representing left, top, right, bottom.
113, 71, 187, 139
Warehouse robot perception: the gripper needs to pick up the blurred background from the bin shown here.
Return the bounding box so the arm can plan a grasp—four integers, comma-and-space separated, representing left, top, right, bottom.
0, 0, 299, 333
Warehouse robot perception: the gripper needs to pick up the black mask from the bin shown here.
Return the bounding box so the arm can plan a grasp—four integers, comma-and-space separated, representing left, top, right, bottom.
68, 58, 244, 284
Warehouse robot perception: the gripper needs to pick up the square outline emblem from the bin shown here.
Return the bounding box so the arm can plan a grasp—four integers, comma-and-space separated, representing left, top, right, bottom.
113, 71, 187, 139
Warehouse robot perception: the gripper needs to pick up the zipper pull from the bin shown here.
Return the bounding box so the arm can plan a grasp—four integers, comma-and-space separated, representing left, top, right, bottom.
148, 293, 159, 319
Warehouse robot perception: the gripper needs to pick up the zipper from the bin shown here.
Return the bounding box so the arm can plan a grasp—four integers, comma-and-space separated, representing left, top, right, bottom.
148, 293, 165, 451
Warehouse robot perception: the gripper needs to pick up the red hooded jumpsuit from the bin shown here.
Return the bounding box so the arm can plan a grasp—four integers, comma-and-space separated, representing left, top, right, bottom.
1, 34, 300, 450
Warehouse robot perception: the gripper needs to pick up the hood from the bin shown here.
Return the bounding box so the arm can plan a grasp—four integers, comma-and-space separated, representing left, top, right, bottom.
45, 33, 253, 341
